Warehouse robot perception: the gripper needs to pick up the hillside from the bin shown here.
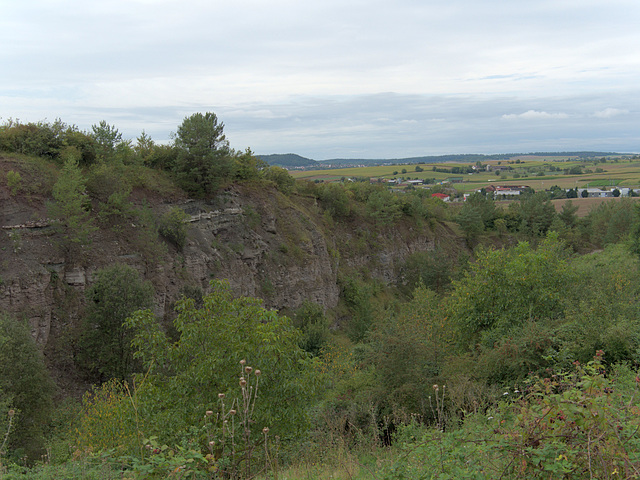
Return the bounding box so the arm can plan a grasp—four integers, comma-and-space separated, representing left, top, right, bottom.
0, 152, 466, 398
260, 151, 629, 169
257, 153, 319, 167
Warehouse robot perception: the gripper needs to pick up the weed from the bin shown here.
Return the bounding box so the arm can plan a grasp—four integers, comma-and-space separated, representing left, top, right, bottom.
0, 409, 16, 474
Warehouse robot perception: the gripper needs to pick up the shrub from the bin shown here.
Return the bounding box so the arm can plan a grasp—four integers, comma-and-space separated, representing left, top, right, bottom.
6, 171, 21, 195
120, 280, 315, 448
79, 264, 154, 382
158, 207, 190, 251
293, 301, 331, 356
0, 313, 54, 462
48, 157, 96, 249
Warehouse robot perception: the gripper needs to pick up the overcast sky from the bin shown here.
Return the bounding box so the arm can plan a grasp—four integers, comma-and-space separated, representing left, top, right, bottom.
2, 0, 639, 159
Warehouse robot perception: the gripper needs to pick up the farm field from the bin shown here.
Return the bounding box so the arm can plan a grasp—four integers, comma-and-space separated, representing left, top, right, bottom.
291, 157, 640, 194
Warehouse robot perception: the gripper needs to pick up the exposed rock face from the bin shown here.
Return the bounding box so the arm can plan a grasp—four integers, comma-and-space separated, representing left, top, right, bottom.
0, 184, 446, 354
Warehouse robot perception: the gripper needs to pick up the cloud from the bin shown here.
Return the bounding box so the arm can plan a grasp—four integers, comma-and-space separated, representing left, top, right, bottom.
502, 110, 570, 120
592, 108, 629, 118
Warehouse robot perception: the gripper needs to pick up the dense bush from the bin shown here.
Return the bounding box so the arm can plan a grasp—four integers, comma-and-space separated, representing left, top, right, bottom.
79, 281, 315, 452
157, 207, 190, 251
0, 313, 54, 462
78, 264, 154, 382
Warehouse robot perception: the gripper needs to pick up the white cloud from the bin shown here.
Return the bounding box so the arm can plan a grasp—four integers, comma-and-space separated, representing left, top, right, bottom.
592, 108, 629, 118
502, 110, 570, 120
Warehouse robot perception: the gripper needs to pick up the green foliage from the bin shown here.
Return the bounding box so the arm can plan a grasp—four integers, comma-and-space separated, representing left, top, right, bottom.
48, 157, 97, 248
133, 130, 155, 163
560, 244, 640, 365
397, 249, 457, 295
517, 191, 556, 236
386, 356, 640, 479
462, 192, 499, 229
318, 182, 351, 218
455, 204, 484, 242
365, 189, 402, 225
79, 264, 154, 382
262, 165, 295, 193
0, 118, 97, 165
293, 301, 331, 356
122, 280, 314, 449
85, 163, 136, 228
340, 275, 377, 342
158, 207, 190, 251
558, 199, 578, 228
0, 313, 54, 462
6, 171, 21, 195
584, 197, 636, 247
173, 112, 232, 195
232, 148, 267, 180
90, 121, 123, 162
365, 286, 451, 418
448, 234, 573, 352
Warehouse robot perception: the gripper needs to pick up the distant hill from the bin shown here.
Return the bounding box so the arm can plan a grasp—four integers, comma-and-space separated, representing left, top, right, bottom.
257, 153, 319, 168
259, 152, 631, 169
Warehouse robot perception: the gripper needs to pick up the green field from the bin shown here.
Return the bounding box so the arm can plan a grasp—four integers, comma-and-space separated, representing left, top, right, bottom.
291, 156, 640, 193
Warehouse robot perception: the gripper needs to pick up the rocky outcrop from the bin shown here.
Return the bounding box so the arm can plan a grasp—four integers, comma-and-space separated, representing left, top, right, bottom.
0, 184, 449, 353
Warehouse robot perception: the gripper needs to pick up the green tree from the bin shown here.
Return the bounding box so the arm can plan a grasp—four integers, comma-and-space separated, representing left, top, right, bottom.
461, 192, 498, 229
158, 207, 190, 251
398, 249, 456, 295
365, 190, 402, 225
134, 130, 155, 163
448, 234, 573, 351
292, 301, 330, 356
517, 191, 556, 236
318, 182, 351, 218
0, 313, 54, 461
456, 206, 484, 243
80, 264, 154, 382
124, 280, 314, 445
262, 165, 295, 193
173, 112, 232, 195
91, 120, 123, 161
48, 155, 96, 249
365, 286, 450, 418
232, 148, 267, 180
558, 200, 578, 228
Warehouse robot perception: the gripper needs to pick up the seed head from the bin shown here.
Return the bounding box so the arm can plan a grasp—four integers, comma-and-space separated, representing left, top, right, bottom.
255, 370, 261, 376
218, 393, 225, 399
433, 384, 439, 391
239, 377, 247, 387
263, 427, 269, 434
209, 440, 215, 447
229, 409, 237, 416
245, 366, 253, 374
8, 409, 15, 418
206, 410, 214, 416
240, 359, 247, 365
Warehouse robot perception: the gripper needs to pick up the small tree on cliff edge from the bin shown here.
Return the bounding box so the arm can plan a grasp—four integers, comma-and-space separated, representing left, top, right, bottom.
48, 152, 97, 251
173, 112, 232, 196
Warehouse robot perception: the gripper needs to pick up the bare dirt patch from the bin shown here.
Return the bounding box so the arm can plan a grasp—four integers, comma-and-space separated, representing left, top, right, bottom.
551, 197, 640, 217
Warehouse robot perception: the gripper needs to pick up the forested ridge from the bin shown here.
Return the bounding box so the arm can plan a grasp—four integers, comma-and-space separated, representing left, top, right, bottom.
2, 114, 640, 478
